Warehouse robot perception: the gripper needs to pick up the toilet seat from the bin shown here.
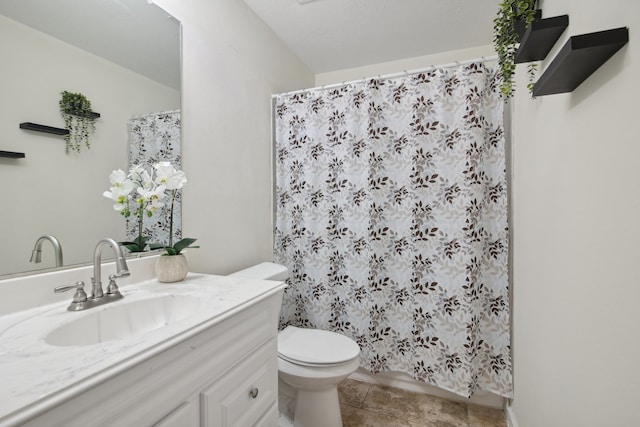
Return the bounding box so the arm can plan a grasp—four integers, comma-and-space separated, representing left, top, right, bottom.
277, 326, 360, 367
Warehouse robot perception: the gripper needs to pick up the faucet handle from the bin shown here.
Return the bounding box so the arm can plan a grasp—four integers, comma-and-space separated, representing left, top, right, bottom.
54, 281, 88, 303
106, 274, 123, 299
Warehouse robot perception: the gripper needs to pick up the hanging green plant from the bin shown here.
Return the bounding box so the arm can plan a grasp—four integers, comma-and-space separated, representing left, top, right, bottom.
59, 91, 96, 154
493, 0, 538, 98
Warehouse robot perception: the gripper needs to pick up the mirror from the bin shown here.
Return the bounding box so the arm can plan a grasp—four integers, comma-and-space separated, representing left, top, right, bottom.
0, 0, 181, 277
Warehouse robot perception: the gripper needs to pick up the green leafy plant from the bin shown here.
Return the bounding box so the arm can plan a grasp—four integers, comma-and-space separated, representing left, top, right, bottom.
123, 234, 151, 253
59, 90, 96, 154
493, 0, 538, 98
158, 237, 198, 256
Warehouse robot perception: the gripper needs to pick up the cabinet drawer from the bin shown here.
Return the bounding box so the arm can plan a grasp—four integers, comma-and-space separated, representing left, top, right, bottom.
201, 339, 277, 427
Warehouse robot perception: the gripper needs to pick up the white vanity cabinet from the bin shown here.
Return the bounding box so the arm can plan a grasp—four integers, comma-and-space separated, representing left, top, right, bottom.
15, 284, 284, 427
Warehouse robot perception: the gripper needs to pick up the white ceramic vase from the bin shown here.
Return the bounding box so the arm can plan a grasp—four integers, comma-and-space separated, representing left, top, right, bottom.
155, 254, 188, 283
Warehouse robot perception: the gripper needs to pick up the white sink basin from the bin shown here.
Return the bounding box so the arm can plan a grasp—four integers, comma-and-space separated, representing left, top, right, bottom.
45, 295, 201, 347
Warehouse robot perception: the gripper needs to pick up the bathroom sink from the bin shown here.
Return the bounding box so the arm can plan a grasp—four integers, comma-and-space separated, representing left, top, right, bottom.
45, 295, 201, 347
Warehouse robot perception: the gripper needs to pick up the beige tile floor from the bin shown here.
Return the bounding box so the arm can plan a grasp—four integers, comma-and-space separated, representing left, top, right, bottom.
338, 379, 507, 427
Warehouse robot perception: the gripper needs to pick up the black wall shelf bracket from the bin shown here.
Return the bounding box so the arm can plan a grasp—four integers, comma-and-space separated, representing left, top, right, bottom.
533, 27, 629, 96
0, 150, 25, 159
515, 15, 569, 63
19, 122, 69, 136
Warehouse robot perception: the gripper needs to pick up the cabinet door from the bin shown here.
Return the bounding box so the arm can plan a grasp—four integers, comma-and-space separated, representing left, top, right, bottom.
201, 339, 277, 427
153, 399, 199, 427
254, 403, 279, 427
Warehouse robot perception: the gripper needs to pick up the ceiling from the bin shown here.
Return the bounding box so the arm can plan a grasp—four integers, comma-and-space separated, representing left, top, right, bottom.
243, 0, 500, 74
0, 0, 180, 90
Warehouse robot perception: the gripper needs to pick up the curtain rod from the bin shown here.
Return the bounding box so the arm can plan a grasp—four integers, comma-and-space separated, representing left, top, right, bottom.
272, 55, 498, 98
129, 109, 181, 119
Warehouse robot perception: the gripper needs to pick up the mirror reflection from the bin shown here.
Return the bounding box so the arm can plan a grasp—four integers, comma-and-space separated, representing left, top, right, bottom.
0, 0, 181, 277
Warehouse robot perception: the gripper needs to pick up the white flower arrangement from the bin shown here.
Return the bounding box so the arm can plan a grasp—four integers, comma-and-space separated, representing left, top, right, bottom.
103, 161, 198, 255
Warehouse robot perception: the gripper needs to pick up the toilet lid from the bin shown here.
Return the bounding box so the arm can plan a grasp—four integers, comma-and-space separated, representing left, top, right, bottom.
278, 326, 360, 365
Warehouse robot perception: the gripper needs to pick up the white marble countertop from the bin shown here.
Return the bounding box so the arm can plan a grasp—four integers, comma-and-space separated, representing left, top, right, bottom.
0, 273, 286, 426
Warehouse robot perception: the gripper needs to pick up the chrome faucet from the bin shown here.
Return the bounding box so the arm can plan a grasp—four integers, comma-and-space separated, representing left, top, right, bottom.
54, 238, 130, 311
30, 235, 63, 267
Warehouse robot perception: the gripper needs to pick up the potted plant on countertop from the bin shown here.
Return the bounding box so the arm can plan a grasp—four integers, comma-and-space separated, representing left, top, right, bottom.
59, 91, 97, 154
493, 0, 538, 98
151, 161, 199, 282
103, 162, 198, 282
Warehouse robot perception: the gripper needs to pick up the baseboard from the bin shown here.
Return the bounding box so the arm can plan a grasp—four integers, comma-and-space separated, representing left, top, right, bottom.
505, 403, 519, 427
348, 368, 505, 409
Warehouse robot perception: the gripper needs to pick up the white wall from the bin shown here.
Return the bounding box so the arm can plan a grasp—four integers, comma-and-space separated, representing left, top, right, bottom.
0, 15, 179, 276
509, 0, 640, 426
152, 0, 314, 274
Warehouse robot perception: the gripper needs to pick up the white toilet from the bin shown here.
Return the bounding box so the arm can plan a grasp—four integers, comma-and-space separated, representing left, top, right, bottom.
229, 262, 361, 427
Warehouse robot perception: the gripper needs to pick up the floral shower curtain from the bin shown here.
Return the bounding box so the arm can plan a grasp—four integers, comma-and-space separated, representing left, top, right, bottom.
127, 110, 182, 245
273, 63, 511, 398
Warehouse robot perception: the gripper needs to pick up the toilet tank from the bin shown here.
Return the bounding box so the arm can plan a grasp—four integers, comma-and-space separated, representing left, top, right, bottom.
228, 262, 289, 281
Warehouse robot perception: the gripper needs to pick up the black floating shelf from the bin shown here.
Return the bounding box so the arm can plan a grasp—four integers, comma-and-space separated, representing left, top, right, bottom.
61, 109, 101, 119
515, 9, 542, 42
0, 150, 25, 159
20, 122, 69, 136
74, 111, 101, 119
515, 15, 569, 63
533, 27, 629, 96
